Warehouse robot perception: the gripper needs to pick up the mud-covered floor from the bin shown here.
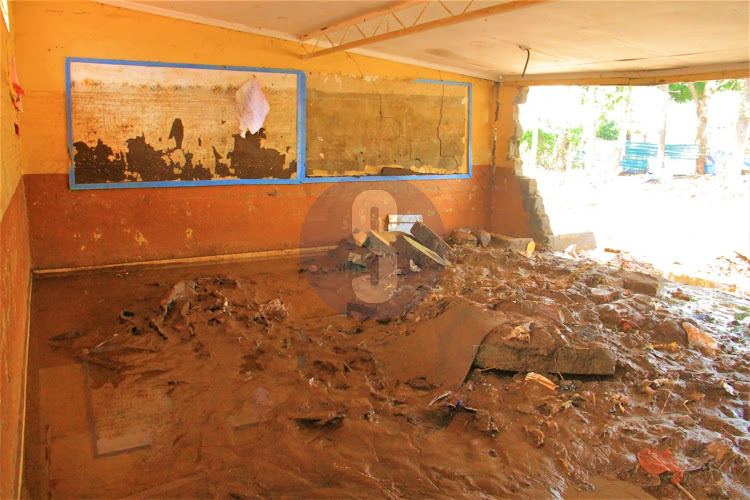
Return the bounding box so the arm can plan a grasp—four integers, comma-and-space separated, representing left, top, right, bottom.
22, 246, 750, 499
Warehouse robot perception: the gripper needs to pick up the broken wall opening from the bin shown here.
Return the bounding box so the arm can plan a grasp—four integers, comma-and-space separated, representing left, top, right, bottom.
518, 83, 750, 295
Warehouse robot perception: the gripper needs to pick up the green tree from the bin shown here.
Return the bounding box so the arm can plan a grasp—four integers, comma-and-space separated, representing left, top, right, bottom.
668, 80, 741, 174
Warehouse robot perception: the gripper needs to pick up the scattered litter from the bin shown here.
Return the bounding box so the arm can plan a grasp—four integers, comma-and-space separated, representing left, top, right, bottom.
525, 372, 558, 391
49, 331, 85, 342
649, 342, 679, 353
428, 391, 453, 407
257, 299, 288, 326
294, 413, 345, 430
637, 448, 684, 485
409, 259, 421, 273
504, 323, 531, 342
720, 379, 737, 397
682, 322, 718, 353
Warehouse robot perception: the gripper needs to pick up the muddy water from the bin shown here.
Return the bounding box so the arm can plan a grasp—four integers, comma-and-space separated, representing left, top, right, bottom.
23, 249, 749, 499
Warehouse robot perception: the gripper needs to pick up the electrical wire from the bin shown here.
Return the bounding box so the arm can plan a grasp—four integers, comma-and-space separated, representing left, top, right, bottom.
522, 47, 531, 78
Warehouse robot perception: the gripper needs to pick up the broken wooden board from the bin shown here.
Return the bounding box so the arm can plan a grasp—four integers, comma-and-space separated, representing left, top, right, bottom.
410, 222, 450, 257
375, 300, 506, 391
364, 230, 399, 255
387, 214, 423, 233
475, 332, 616, 376
614, 269, 664, 296
550, 232, 598, 252
393, 234, 448, 269
490, 232, 535, 256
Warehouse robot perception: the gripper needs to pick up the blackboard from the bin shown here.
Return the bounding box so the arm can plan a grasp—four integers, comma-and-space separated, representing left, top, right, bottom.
306, 73, 471, 181
67, 58, 305, 189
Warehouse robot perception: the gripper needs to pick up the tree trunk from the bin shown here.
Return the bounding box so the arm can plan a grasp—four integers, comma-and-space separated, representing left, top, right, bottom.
733, 78, 750, 176
615, 87, 633, 172
656, 84, 668, 169
584, 87, 597, 171
689, 82, 708, 175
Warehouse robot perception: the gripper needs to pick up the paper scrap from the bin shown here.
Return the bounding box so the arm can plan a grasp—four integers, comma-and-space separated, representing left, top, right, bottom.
236, 77, 270, 137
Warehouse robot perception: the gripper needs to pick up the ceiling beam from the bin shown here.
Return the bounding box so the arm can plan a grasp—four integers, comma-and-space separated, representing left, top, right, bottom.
301, 0, 557, 60
299, 1, 428, 42
502, 62, 750, 87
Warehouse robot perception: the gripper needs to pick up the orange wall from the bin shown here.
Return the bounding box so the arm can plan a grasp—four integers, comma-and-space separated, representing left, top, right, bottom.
1, 8, 32, 499
14, 1, 497, 177
0, 180, 31, 500
10, 1, 531, 269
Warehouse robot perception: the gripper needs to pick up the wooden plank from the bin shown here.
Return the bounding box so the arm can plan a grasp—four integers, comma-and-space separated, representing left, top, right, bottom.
32, 245, 336, 276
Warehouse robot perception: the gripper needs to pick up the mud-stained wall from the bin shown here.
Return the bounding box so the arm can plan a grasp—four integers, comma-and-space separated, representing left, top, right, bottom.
0, 181, 31, 500
307, 74, 469, 177
11, 1, 526, 271
70, 62, 299, 184
1, 10, 32, 499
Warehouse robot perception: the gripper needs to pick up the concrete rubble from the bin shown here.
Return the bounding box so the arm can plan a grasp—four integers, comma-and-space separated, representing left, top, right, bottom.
451, 228, 478, 247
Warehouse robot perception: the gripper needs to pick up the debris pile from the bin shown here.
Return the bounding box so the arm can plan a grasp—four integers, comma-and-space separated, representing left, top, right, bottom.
43, 230, 750, 499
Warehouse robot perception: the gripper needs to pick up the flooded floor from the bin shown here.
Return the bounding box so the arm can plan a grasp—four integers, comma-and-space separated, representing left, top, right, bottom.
22, 246, 750, 499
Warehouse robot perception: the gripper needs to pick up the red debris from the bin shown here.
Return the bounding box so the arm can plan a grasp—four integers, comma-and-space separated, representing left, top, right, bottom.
637, 448, 684, 485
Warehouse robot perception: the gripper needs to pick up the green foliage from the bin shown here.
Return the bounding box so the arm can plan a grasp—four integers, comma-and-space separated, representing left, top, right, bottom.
596, 119, 619, 140
522, 126, 584, 171
668, 80, 741, 104
668, 82, 704, 103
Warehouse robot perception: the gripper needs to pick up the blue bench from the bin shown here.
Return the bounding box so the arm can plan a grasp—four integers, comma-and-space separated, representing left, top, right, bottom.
620, 142, 658, 174
620, 143, 711, 174
665, 144, 701, 161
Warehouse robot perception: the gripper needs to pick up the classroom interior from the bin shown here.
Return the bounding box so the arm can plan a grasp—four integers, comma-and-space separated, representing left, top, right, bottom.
1, 1, 749, 498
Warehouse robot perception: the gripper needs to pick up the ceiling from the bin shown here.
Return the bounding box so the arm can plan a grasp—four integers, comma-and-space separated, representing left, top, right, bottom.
104, 0, 750, 82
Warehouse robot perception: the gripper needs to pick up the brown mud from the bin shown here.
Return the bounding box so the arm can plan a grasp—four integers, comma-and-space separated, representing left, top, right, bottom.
23, 247, 750, 499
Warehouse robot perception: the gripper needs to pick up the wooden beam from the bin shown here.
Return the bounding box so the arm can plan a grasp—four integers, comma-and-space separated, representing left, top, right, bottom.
299, 0, 428, 42
502, 62, 750, 87
301, 0, 557, 59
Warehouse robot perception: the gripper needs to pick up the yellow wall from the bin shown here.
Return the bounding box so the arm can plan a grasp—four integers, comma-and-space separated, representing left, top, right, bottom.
12, 1, 497, 177
1, 7, 22, 216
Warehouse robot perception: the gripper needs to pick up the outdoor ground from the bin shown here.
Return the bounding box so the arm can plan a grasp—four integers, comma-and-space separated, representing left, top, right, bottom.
531, 169, 750, 297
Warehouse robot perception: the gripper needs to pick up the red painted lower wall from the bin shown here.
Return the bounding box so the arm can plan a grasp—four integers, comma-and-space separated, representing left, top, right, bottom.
490, 167, 533, 237
25, 165, 487, 268
24, 165, 533, 270
0, 179, 32, 499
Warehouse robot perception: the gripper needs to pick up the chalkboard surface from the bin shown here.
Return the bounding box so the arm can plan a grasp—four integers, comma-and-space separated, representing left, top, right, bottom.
306, 74, 470, 178
67, 59, 304, 188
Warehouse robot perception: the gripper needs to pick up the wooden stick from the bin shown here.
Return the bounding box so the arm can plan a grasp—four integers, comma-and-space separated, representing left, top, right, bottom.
675, 482, 697, 500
